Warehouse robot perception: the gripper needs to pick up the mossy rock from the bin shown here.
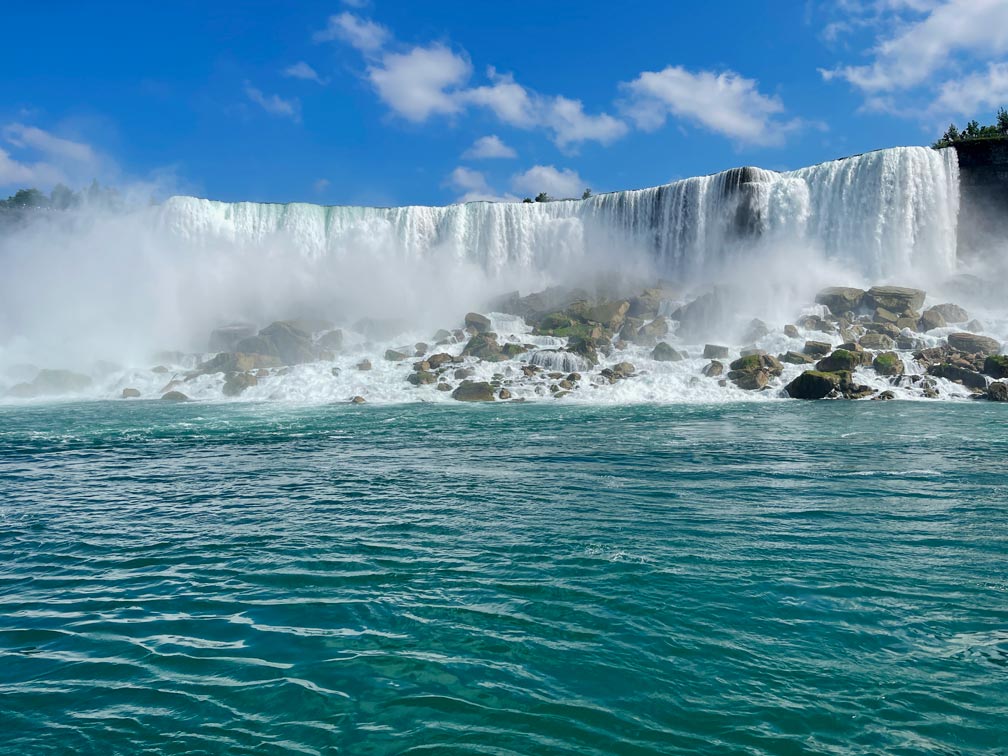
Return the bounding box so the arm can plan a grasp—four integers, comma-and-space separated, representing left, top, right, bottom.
872, 352, 903, 377
816, 349, 861, 372
983, 354, 1008, 378
538, 312, 575, 332
729, 354, 762, 372
451, 380, 495, 402
461, 333, 506, 362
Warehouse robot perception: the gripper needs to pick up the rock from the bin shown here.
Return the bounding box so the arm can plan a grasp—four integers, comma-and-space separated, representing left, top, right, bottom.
7, 369, 93, 398
196, 352, 280, 375
917, 309, 947, 332
703, 344, 730, 359
451, 380, 496, 402
567, 372, 581, 382
121, 388, 141, 399
929, 303, 969, 323
989, 382, 1008, 402
611, 361, 636, 378
733, 369, 769, 390
208, 323, 257, 353
464, 312, 492, 333
860, 333, 896, 351
784, 324, 800, 338
874, 307, 900, 324
356, 359, 372, 371
498, 388, 512, 400
963, 319, 985, 334
743, 319, 770, 343
565, 337, 600, 367
235, 321, 316, 365
454, 367, 475, 379
928, 363, 988, 391
803, 340, 832, 357
427, 353, 454, 369
331, 367, 340, 377
865, 321, 901, 338
413, 342, 428, 357
866, 286, 926, 315
702, 360, 724, 377
316, 329, 344, 352
872, 352, 904, 377
462, 333, 506, 362
729, 353, 783, 376
161, 390, 189, 401
501, 343, 527, 358
636, 316, 669, 344
412, 360, 431, 372
585, 300, 630, 330
223, 372, 258, 397
407, 370, 437, 386
797, 314, 833, 333
436, 382, 452, 391
627, 288, 666, 318
651, 342, 683, 362
875, 390, 896, 400
781, 351, 814, 365
947, 332, 1001, 355
983, 355, 1008, 379
816, 349, 864, 372
815, 287, 866, 315
785, 370, 846, 400
618, 317, 645, 343
350, 395, 366, 404
384, 349, 408, 362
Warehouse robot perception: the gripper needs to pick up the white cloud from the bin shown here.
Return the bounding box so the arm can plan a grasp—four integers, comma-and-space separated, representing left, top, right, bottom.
445, 165, 518, 202
284, 62, 327, 85
545, 96, 628, 149
932, 62, 1008, 116
461, 69, 538, 128
314, 12, 389, 53
244, 83, 301, 122
0, 147, 66, 187
368, 45, 472, 122
0, 123, 103, 190
622, 66, 789, 145
510, 165, 586, 199
462, 135, 517, 160
823, 0, 1008, 93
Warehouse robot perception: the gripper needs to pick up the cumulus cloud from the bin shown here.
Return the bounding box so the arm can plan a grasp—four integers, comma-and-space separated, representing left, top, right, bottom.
462, 135, 517, 160
545, 96, 628, 149
932, 61, 1008, 116
510, 165, 586, 199
621, 66, 790, 145
0, 123, 102, 189
314, 12, 389, 52
461, 69, 538, 128
244, 83, 301, 122
445, 165, 518, 202
368, 45, 472, 122
284, 61, 327, 85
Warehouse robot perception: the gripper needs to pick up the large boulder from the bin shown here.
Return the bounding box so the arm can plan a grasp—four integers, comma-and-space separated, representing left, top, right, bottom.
983, 355, 1008, 379
627, 288, 665, 319
815, 287, 866, 315
451, 380, 496, 402
636, 316, 669, 344
208, 323, 257, 353
860, 333, 896, 351
989, 382, 1008, 402
917, 309, 946, 332
161, 390, 189, 401
781, 351, 815, 365
461, 332, 506, 362
872, 352, 904, 377
651, 342, 684, 362
464, 312, 492, 333
703, 344, 729, 359
803, 340, 832, 357
866, 286, 926, 315
947, 332, 1001, 355
316, 329, 344, 352
223, 372, 258, 397
585, 300, 630, 331
702, 360, 724, 377
928, 363, 988, 391
121, 387, 141, 399
235, 321, 316, 365
816, 349, 865, 372
785, 370, 847, 400
196, 352, 280, 375
929, 303, 969, 323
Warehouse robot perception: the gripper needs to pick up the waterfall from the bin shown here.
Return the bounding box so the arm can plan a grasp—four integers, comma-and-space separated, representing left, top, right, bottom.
158, 146, 959, 280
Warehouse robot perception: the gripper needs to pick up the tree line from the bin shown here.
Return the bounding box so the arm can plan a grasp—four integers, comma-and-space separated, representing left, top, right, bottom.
0, 180, 119, 211
933, 108, 1008, 148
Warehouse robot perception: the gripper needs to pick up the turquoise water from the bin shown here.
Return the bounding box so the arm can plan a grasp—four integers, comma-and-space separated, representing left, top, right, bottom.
1, 400, 1006, 755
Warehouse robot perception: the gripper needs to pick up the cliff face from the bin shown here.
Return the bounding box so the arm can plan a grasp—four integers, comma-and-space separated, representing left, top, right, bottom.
954, 139, 1008, 256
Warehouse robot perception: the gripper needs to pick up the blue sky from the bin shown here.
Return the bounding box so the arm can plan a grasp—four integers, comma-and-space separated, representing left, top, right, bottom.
2, 0, 1006, 206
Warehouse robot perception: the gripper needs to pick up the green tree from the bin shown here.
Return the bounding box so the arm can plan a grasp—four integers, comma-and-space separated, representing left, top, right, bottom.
998, 107, 1008, 135
534, 192, 550, 203
581, 188, 592, 199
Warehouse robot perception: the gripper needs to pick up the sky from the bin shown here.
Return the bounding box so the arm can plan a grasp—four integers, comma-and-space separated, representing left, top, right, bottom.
1, 0, 1007, 206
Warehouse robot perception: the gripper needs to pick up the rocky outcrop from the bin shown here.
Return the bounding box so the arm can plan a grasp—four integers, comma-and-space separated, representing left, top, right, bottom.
464, 312, 492, 333
452, 380, 496, 401
462, 332, 507, 362
235, 321, 316, 365
927, 363, 988, 391
785, 370, 871, 400
928, 303, 968, 323
859, 333, 895, 351
815, 287, 865, 315
727, 353, 781, 390
983, 355, 1008, 379
947, 332, 1001, 355
866, 286, 925, 315
803, 341, 832, 357
989, 382, 1008, 402
816, 349, 867, 372
872, 352, 903, 376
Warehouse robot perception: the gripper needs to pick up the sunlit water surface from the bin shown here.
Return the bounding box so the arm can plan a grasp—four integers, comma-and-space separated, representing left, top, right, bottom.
1, 401, 1005, 755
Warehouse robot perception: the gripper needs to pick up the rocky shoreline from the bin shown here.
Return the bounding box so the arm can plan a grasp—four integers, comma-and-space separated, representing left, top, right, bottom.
4, 282, 1006, 404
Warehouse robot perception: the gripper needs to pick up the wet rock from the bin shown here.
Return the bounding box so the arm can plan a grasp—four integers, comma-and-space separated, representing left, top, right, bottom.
671, 287, 735, 341
236, 321, 316, 365
223, 372, 257, 397
875, 390, 896, 400
947, 332, 1001, 355
733, 369, 769, 390
316, 329, 344, 352
208, 323, 257, 353
501, 343, 528, 358
414, 342, 428, 356
161, 390, 189, 401
797, 314, 834, 333
464, 312, 492, 333
815, 287, 866, 316
427, 353, 454, 369
866, 286, 925, 315
412, 360, 431, 372
432, 329, 453, 344
451, 380, 496, 402
498, 388, 512, 400
356, 359, 372, 371
121, 387, 141, 398
454, 367, 475, 380
196, 352, 280, 375
803, 340, 832, 357
927, 363, 988, 391
565, 337, 600, 367
865, 321, 901, 339
636, 316, 669, 344
729, 353, 783, 376
781, 351, 814, 365
628, 288, 666, 319
873, 307, 900, 324
988, 382, 1008, 402
917, 309, 946, 332
785, 370, 847, 400
384, 349, 408, 362
350, 395, 366, 404
702, 360, 724, 377
816, 349, 864, 372
611, 361, 636, 379
872, 352, 904, 377
407, 370, 437, 386
983, 355, 1008, 379
462, 332, 506, 362
784, 324, 800, 338
859, 333, 896, 351
929, 303, 969, 323
585, 300, 630, 330
703, 344, 730, 359
651, 342, 683, 362
436, 382, 453, 391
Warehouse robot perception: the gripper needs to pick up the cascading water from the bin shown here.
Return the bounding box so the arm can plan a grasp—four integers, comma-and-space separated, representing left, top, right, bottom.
159, 146, 960, 280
